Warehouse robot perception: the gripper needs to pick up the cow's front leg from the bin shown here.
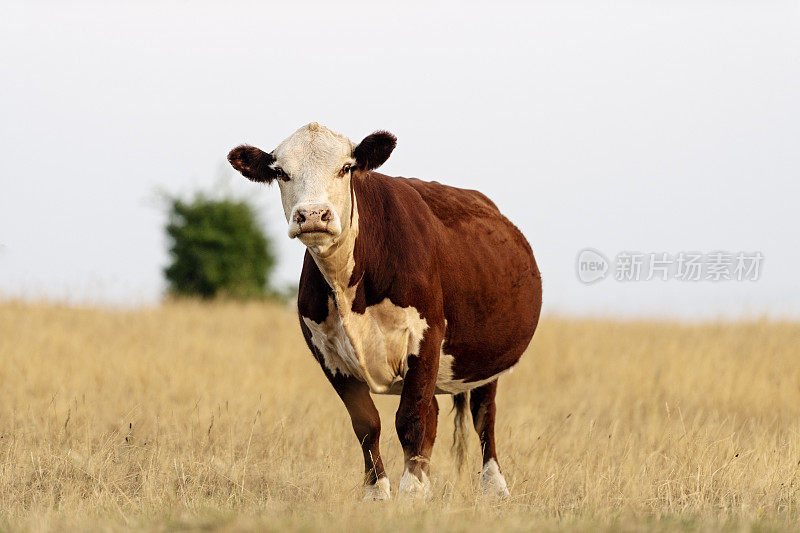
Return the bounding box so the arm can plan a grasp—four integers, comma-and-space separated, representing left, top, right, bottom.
329, 374, 390, 501
396, 327, 442, 499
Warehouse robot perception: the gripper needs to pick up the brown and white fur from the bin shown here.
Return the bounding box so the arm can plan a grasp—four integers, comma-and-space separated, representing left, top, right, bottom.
228, 123, 542, 500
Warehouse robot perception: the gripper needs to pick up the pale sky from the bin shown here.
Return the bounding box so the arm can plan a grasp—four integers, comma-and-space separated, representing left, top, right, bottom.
1, 1, 798, 318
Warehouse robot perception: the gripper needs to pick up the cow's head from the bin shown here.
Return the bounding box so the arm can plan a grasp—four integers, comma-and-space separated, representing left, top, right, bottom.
228, 122, 396, 254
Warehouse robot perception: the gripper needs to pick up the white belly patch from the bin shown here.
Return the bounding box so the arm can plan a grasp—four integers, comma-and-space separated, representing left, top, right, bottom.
303, 301, 507, 395
435, 352, 507, 394
302, 297, 428, 393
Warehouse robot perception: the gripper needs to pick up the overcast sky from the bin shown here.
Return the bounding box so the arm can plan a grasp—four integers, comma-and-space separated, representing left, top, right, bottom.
1, 1, 798, 318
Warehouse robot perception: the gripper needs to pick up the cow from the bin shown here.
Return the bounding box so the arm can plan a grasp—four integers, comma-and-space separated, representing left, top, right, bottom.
227, 122, 542, 500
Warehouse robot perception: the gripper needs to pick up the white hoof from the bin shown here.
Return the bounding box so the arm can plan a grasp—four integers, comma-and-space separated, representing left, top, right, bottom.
481, 459, 510, 499
363, 477, 391, 501
398, 469, 431, 500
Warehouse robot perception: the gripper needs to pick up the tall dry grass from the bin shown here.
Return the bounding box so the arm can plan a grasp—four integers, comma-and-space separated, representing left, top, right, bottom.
1, 300, 799, 531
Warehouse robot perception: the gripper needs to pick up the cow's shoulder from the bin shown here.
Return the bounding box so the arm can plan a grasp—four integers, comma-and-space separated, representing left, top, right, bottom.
348, 173, 444, 315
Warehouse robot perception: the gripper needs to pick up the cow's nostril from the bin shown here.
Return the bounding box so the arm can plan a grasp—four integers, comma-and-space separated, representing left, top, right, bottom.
321, 209, 332, 222
295, 211, 306, 224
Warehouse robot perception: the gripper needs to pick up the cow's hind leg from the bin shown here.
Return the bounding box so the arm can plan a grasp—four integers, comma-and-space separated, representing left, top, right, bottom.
470, 380, 511, 498
330, 374, 390, 501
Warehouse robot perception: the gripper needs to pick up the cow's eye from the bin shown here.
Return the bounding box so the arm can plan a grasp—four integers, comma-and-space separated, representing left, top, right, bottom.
340, 164, 352, 176
275, 167, 290, 181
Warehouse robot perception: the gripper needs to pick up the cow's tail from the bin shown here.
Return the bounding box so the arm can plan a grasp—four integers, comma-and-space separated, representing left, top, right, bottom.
452, 392, 471, 474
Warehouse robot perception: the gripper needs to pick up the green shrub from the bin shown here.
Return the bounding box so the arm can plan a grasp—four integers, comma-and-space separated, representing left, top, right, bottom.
164, 195, 275, 299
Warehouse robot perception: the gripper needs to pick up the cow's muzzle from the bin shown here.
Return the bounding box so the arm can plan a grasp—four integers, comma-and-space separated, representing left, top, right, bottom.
288, 203, 340, 239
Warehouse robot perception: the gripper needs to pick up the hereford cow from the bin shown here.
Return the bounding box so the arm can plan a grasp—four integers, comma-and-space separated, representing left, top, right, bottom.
228, 123, 542, 500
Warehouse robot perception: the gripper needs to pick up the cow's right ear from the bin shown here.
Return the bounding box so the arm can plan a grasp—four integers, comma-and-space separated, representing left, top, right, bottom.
227, 145, 278, 183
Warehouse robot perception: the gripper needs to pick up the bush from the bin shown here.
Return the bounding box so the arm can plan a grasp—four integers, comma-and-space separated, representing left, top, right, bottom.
164, 195, 275, 299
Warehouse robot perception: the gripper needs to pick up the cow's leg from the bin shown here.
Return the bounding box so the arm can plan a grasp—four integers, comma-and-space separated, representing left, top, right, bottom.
420, 396, 439, 477
330, 374, 390, 501
469, 380, 510, 498
396, 330, 441, 499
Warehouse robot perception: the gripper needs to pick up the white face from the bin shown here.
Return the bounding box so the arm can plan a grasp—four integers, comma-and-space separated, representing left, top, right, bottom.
270, 123, 356, 254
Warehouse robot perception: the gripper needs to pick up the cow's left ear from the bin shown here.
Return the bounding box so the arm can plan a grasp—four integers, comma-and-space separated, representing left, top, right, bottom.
353, 131, 396, 171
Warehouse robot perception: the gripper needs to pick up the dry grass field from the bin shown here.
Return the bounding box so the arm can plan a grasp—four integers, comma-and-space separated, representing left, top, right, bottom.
1, 300, 800, 531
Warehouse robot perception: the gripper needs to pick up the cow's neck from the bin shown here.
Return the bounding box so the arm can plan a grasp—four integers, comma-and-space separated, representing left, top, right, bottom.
308, 194, 359, 306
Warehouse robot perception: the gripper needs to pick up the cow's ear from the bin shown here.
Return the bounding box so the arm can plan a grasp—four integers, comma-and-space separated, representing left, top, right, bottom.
353, 131, 396, 171
227, 145, 278, 183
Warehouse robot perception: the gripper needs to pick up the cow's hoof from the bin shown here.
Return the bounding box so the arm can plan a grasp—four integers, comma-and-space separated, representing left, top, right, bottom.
397, 469, 431, 500
363, 477, 391, 501
481, 459, 510, 499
